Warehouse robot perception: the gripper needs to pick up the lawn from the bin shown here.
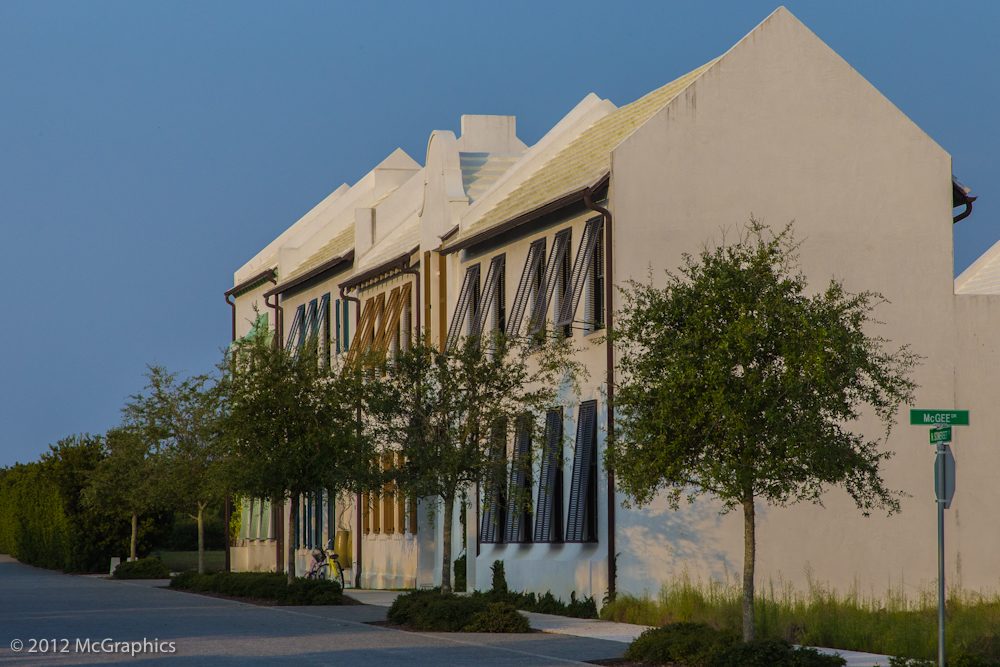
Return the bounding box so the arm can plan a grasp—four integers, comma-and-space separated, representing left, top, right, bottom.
150, 550, 226, 572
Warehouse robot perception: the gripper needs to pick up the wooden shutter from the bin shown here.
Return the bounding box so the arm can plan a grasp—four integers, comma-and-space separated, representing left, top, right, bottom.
528, 229, 572, 336
247, 499, 259, 540
396, 452, 407, 532
344, 294, 383, 367
313, 294, 330, 345
504, 420, 533, 543
446, 264, 480, 350
506, 239, 546, 337
556, 218, 603, 327
533, 409, 564, 543
286, 305, 305, 354
298, 299, 318, 355
471, 254, 505, 339
479, 422, 507, 544
566, 401, 598, 542
373, 283, 411, 358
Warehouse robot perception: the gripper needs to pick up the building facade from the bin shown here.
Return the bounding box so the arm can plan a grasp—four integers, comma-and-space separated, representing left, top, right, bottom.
226, 8, 998, 604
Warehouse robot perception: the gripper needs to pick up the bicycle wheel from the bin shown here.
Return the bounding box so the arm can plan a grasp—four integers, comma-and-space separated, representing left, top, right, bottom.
315, 563, 330, 581
332, 561, 345, 589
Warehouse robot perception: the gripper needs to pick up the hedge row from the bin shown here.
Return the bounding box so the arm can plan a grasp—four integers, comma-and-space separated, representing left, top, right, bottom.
387, 589, 528, 632
170, 571, 343, 605
0, 435, 166, 573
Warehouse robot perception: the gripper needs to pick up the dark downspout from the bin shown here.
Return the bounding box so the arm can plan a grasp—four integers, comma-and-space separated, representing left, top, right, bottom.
340, 285, 363, 589
261, 276, 286, 575
954, 199, 976, 223
224, 293, 236, 573
584, 186, 615, 600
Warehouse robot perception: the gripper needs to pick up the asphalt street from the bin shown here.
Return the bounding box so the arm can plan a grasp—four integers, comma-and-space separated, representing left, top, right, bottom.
0, 556, 625, 666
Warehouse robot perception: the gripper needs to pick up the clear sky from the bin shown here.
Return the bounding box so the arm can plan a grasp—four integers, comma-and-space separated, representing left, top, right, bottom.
1, 1, 997, 467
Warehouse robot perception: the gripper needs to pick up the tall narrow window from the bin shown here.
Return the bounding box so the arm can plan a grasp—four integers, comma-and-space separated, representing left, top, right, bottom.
565, 401, 599, 543
471, 254, 505, 340
479, 421, 508, 544
335, 300, 342, 354
503, 416, 533, 543
446, 264, 481, 350
506, 239, 546, 337
557, 217, 604, 330
533, 409, 564, 543
313, 294, 330, 363
528, 228, 572, 337
586, 226, 605, 333
382, 451, 395, 535
286, 305, 305, 353
298, 299, 318, 355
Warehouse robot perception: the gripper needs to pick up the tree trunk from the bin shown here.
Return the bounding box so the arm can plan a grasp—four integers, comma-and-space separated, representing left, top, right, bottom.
441, 495, 454, 593
287, 496, 298, 585
275, 500, 284, 574
130, 511, 138, 561
197, 504, 205, 575
742, 496, 756, 642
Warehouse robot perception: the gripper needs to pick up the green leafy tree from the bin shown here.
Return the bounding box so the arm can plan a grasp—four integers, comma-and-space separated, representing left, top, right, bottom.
124, 366, 224, 574
219, 333, 382, 584
606, 221, 919, 641
388, 332, 582, 592
83, 426, 167, 561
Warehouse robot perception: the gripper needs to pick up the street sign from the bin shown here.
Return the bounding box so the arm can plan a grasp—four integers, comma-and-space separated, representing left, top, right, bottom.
929, 425, 951, 444
934, 444, 956, 509
910, 410, 969, 426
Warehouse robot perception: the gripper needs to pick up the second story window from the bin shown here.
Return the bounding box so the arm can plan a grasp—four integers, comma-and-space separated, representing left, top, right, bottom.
556, 217, 604, 334
507, 238, 546, 338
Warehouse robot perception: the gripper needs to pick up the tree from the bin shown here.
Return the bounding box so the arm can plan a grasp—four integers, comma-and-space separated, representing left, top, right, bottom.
83, 426, 166, 561
605, 220, 919, 641
124, 366, 224, 574
219, 332, 380, 584
387, 332, 582, 592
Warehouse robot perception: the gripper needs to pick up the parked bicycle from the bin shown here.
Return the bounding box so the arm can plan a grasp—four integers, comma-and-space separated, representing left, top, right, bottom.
305, 539, 346, 588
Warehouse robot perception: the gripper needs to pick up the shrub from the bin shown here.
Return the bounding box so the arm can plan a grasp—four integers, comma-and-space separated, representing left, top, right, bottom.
114, 557, 170, 579
169, 571, 342, 605
711, 638, 846, 667
625, 622, 741, 667
491, 560, 507, 594
388, 589, 487, 631
453, 553, 467, 592
482, 559, 598, 619
464, 602, 531, 633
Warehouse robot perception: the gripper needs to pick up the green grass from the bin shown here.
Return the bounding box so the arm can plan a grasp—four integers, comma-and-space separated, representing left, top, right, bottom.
600, 571, 1000, 662
149, 550, 225, 573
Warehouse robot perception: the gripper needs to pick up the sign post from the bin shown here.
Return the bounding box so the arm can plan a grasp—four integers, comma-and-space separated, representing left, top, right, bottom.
911, 409, 966, 667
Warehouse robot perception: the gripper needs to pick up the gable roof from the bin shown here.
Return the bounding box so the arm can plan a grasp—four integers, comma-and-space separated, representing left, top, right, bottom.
956, 237, 1000, 294
442, 59, 716, 251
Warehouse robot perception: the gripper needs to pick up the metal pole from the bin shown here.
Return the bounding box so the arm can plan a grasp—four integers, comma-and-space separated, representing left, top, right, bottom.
936, 441, 946, 667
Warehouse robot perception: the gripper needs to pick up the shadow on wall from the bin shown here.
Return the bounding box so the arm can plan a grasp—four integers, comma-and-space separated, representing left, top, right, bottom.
617, 494, 745, 593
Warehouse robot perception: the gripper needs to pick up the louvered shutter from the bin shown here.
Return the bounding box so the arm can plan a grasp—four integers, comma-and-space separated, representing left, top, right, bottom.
372, 287, 402, 354
528, 229, 572, 335
479, 422, 507, 543
556, 218, 603, 327
446, 264, 480, 350
506, 239, 546, 337
472, 255, 505, 339
566, 401, 598, 542
533, 409, 564, 543
286, 306, 305, 354
504, 423, 532, 543
313, 294, 329, 345
297, 299, 318, 355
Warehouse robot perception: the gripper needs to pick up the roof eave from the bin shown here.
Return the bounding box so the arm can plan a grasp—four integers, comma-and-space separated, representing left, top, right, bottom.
263, 250, 355, 298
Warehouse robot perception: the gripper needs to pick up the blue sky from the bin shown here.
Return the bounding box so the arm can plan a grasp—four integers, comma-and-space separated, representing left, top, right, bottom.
1, 1, 997, 467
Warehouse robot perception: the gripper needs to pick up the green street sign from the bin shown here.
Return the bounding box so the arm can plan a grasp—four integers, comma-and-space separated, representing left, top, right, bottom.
930, 425, 952, 444
910, 410, 969, 426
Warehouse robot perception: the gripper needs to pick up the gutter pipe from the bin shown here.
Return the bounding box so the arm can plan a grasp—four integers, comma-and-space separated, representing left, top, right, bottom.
263, 275, 283, 351
340, 284, 364, 589
583, 183, 616, 600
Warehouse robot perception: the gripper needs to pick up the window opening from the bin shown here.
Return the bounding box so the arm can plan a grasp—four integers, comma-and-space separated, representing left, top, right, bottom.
504, 416, 533, 543
534, 408, 564, 543
446, 264, 481, 350
557, 217, 603, 330
566, 401, 598, 543
506, 239, 546, 337
471, 254, 505, 340
479, 420, 508, 544
528, 228, 572, 338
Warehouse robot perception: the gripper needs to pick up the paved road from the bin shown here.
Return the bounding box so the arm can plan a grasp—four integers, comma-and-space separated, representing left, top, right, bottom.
0, 557, 625, 666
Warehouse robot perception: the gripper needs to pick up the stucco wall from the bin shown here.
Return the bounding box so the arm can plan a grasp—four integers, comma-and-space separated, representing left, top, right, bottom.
609, 8, 979, 598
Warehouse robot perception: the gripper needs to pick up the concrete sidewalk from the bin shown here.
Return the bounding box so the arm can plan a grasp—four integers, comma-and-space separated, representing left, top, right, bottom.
346, 588, 891, 666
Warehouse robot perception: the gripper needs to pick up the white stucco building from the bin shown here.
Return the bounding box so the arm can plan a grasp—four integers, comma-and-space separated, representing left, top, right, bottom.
225, 8, 996, 605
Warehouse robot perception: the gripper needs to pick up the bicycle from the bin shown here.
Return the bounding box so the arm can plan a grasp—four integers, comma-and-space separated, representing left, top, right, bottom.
305, 539, 345, 589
